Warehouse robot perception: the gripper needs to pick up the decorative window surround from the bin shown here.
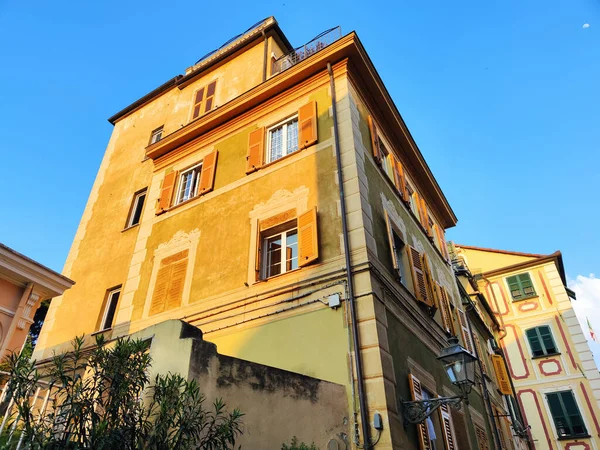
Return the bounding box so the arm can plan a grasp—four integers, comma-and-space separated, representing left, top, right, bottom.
248, 187, 309, 284
142, 229, 200, 319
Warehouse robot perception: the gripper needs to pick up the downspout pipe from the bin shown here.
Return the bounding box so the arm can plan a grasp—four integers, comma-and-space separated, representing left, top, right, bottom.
327, 62, 372, 449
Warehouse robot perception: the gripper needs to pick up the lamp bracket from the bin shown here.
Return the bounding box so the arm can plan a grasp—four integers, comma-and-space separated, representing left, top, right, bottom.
400, 396, 463, 425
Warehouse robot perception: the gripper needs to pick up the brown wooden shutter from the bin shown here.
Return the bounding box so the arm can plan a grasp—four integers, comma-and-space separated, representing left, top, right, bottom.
156, 171, 177, 214
149, 265, 170, 316
204, 81, 216, 113
298, 207, 318, 266
475, 425, 490, 450
393, 158, 408, 201
457, 308, 475, 354
149, 250, 188, 316
473, 334, 487, 376
368, 115, 382, 165
493, 406, 508, 450
384, 211, 400, 271
491, 355, 512, 395
450, 409, 468, 450
422, 253, 436, 309
198, 150, 218, 194
192, 86, 205, 119
438, 397, 457, 450
408, 246, 431, 306
436, 283, 452, 334
298, 101, 318, 149
166, 257, 187, 311
255, 219, 262, 279
408, 374, 432, 450
441, 287, 456, 335
246, 127, 265, 174
420, 198, 433, 236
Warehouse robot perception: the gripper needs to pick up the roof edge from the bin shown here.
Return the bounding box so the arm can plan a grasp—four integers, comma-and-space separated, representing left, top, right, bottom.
456, 244, 545, 258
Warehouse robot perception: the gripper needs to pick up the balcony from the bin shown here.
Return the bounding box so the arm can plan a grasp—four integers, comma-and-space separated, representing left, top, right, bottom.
272, 26, 342, 75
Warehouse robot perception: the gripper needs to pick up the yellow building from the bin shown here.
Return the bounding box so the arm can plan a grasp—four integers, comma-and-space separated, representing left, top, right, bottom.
456, 245, 600, 450
34, 17, 513, 449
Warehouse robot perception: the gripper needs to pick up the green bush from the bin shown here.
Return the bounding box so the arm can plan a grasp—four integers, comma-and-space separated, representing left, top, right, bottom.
281, 436, 319, 450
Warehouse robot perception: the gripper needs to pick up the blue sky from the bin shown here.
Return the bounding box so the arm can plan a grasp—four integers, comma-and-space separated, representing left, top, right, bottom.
0, 3, 598, 284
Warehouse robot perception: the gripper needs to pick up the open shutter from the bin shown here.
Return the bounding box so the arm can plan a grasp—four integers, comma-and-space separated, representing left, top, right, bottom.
408, 374, 432, 450
298, 101, 318, 149
457, 308, 475, 354
437, 284, 454, 334
368, 115, 382, 165
198, 150, 218, 194
422, 253, 436, 309
384, 211, 400, 271
255, 219, 262, 279
246, 127, 264, 174
435, 225, 449, 260
473, 334, 487, 375
420, 198, 433, 237
408, 246, 431, 306
298, 207, 318, 266
392, 158, 408, 201
156, 171, 177, 214
491, 355, 512, 395
438, 397, 457, 450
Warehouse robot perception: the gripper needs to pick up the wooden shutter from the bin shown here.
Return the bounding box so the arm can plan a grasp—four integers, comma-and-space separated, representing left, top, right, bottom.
408, 246, 432, 306
408, 374, 432, 450
255, 219, 262, 279
437, 284, 454, 334
506, 275, 522, 300
198, 150, 218, 194
204, 81, 216, 113
438, 397, 457, 450
156, 171, 177, 214
491, 355, 512, 395
368, 115, 382, 165
392, 158, 408, 201
457, 308, 475, 354
420, 198, 433, 236
192, 86, 205, 119
298, 208, 318, 266
246, 127, 265, 174
298, 101, 318, 149
493, 406, 508, 450
475, 425, 490, 450
384, 211, 400, 271
450, 409, 469, 450
149, 265, 170, 316
166, 257, 187, 311
422, 253, 437, 309
435, 225, 449, 260
473, 334, 487, 375
149, 250, 188, 316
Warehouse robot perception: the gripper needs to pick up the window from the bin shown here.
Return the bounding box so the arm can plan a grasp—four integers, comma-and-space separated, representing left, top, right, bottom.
99, 287, 121, 331
267, 117, 299, 163
149, 126, 163, 145
406, 183, 420, 217
384, 212, 407, 285
126, 189, 147, 228
506, 273, 536, 300
262, 223, 299, 279
526, 326, 558, 357
546, 391, 587, 438
191, 80, 217, 120
176, 163, 202, 205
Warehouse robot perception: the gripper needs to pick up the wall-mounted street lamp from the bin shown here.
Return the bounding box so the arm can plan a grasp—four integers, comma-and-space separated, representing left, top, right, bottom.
401, 337, 477, 424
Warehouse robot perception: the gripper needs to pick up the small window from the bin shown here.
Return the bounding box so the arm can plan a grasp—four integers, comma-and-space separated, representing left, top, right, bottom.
99, 287, 121, 331
546, 391, 587, 438
149, 126, 163, 145
392, 230, 407, 284
506, 273, 536, 300
262, 222, 299, 279
379, 141, 395, 181
176, 163, 202, 205
126, 189, 147, 228
526, 326, 558, 357
266, 117, 299, 163
191, 81, 217, 120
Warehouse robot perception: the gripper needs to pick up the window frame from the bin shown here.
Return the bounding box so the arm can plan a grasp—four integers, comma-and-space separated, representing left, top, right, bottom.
546, 391, 588, 438
149, 126, 164, 145
526, 325, 559, 357
175, 162, 203, 205
190, 80, 217, 121
261, 223, 299, 280
125, 188, 147, 229
506, 273, 536, 301
266, 115, 299, 164
99, 287, 121, 332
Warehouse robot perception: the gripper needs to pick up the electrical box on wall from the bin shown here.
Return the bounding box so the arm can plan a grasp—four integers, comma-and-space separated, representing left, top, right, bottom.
327, 293, 341, 309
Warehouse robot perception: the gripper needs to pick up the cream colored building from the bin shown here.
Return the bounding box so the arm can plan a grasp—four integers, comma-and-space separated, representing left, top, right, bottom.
456, 245, 600, 450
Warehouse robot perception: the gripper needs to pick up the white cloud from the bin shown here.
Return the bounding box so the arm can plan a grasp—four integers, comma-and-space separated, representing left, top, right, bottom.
583, 23, 590, 29
568, 274, 600, 367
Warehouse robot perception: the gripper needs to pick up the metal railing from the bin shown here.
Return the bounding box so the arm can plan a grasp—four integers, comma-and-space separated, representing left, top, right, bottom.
272, 26, 342, 75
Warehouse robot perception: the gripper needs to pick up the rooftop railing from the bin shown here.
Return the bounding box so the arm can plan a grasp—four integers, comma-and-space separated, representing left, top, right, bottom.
272, 26, 342, 75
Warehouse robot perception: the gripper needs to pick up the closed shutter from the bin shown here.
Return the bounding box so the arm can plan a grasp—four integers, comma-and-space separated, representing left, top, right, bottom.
408, 246, 431, 306
491, 355, 512, 395
392, 158, 408, 201
450, 409, 468, 450
384, 211, 400, 271
192, 86, 205, 119
518, 273, 535, 296
438, 397, 457, 450
149, 265, 170, 316
198, 150, 218, 194
457, 308, 475, 354
298, 208, 318, 266
166, 257, 187, 311
246, 127, 265, 174
475, 425, 490, 450
149, 250, 189, 316
298, 101, 318, 149
156, 171, 177, 214
473, 334, 487, 375
368, 115, 382, 165
408, 374, 432, 450
422, 253, 437, 309
204, 81, 216, 113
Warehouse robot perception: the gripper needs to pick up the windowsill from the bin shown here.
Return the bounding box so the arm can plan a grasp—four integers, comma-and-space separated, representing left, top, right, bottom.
91, 328, 112, 336
121, 223, 140, 233
557, 435, 591, 441
163, 193, 205, 214
255, 267, 302, 284
532, 353, 561, 360
511, 294, 538, 303
253, 147, 305, 173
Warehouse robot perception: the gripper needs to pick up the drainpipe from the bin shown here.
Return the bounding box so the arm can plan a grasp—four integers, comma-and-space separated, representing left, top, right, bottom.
327, 61, 372, 450
262, 30, 268, 82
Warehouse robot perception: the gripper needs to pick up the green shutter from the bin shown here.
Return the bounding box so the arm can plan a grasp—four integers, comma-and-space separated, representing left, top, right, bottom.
519, 273, 536, 296
507, 275, 522, 300
526, 328, 544, 357
507, 273, 536, 300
